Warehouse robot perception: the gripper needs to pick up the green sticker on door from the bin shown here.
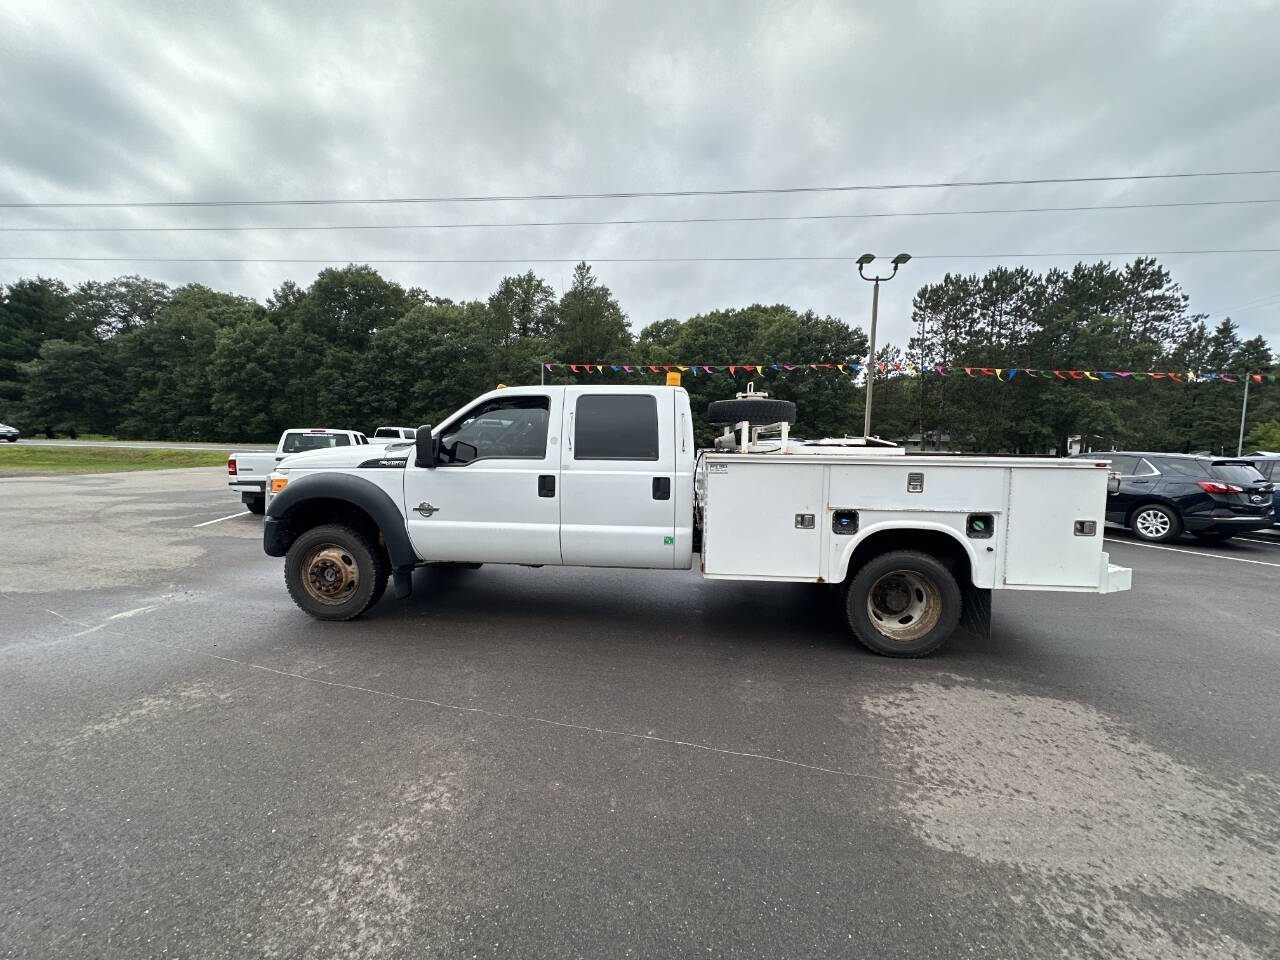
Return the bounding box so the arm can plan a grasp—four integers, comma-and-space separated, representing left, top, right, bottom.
663, 536, 674, 545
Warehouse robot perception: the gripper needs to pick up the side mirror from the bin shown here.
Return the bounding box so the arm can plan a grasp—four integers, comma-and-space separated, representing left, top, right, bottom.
1107, 471, 1122, 495
414, 424, 437, 468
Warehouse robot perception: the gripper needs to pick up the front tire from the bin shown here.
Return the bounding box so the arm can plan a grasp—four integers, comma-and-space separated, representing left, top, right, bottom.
1129, 503, 1181, 543
284, 524, 388, 621
843, 550, 962, 658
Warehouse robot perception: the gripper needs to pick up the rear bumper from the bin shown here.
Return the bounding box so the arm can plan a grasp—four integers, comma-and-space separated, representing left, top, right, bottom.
1099, 554, 1132, 593
1183, 513, 1274, 534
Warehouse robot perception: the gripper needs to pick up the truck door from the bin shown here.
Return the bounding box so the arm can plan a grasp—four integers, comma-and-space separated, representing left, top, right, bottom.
559, 388, 677, 568
403, 390, 563, 565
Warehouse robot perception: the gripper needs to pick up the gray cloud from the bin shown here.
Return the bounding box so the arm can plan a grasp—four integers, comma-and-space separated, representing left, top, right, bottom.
2, 0, 1278, 350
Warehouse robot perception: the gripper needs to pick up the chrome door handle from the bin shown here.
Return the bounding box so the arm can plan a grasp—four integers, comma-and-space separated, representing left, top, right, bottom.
414, 501, 439, 517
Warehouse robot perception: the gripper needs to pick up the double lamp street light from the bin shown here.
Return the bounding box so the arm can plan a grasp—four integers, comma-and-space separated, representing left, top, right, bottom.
857, 252, 911, 438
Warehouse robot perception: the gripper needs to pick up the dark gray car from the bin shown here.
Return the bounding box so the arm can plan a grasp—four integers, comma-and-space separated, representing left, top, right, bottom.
1073, 452, 1273, 542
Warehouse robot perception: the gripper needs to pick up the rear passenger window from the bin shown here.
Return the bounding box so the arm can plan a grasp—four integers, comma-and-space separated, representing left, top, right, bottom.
1101, 454, 1139, 475
575, 394, 660, 461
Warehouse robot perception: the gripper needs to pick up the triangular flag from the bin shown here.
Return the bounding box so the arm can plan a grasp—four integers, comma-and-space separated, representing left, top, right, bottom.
623, 365, 633, 373
1149, 372, 1166, 379
1083, 372, 1099, 381
994, 368, 1003, 378
1100, 372, 1115, 380
704, 365, 714, 373
964, 367, 974, 377
728, 365, 737, 375
1008, 368, 1017, 379
676, 365, 689, 371
1169, 373, 1183, 382
596, 364, 604, 373
648, 365, 658, 373
1024, 368, 1039, 378
1068, 371, 1084, 380
1116, 371, 1132, 378
569, 364, 579, 373
1053, 370, 1067, 380
1253, 374, 1263, 383
783, 364, 796, 371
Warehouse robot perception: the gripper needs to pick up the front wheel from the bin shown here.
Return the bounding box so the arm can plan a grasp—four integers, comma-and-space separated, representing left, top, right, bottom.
1130, 503, 1181, 543
284, 524, 388, 621
843, 550, 962, 658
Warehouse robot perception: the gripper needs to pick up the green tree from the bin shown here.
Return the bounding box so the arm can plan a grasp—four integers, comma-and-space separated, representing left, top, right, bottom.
69, 275, 171, 339
19, 338, 121, 435
1244, 419, 1280, 452
0, 277, 76, 410
553, 262, 632, 361
113, 284, 262, 439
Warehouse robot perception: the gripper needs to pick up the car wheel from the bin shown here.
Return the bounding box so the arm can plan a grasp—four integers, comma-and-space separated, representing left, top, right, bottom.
843, 550, 962, 658
1129, 503, 1182, 543
284, 524, 388, 621
246, 496, 266, 515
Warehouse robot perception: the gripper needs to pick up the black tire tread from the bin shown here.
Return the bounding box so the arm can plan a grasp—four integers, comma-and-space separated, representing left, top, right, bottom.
843, 549, 962, 658
706, 397, 797, 425
284, 523, 389, 621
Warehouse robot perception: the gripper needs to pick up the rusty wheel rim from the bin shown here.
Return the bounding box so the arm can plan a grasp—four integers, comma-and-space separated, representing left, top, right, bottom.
301, 544, 360, 605
866, 570, 941, 642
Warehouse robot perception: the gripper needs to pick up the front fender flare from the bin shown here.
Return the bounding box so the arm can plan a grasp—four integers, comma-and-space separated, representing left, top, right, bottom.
264, 473, 417, 598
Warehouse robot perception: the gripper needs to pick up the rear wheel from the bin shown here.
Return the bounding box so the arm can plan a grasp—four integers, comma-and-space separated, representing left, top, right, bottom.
1130, 503, 1181, 543
284, 524, 388, 621
843, 550, 962, 658
246, 496, 266, 515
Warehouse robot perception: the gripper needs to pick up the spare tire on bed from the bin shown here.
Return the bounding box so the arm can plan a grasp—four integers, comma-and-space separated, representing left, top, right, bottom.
706, 397, 797, 425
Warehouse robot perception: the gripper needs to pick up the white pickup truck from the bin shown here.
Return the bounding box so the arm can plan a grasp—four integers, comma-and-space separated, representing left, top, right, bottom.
262, 383, 1131, 657
228, 428, 371, 514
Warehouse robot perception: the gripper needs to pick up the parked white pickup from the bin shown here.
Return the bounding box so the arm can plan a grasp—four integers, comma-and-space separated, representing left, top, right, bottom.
261, 384, 1131, 657
227, 428, 370, 514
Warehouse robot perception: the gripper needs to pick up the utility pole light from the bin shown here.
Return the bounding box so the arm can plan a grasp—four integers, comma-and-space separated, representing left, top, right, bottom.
857, 253, 911, 438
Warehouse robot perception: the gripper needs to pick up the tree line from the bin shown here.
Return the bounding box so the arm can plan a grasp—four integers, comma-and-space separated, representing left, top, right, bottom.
1, 258, 1276, 453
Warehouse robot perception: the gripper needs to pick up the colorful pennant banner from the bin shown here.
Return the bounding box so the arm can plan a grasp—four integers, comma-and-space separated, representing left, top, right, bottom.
542, 362, 1278, 383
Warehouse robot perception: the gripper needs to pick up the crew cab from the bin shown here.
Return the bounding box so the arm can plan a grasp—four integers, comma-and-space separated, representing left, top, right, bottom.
228, 428, 370, 514
261, 384, 1131, 657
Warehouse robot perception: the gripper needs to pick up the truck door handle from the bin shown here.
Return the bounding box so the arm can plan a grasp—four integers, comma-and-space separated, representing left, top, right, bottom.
652, 477, 671, 500
538, 475, 556, 497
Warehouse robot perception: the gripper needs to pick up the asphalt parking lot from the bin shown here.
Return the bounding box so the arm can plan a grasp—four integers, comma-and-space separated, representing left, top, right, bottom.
2, 469, 1278, 959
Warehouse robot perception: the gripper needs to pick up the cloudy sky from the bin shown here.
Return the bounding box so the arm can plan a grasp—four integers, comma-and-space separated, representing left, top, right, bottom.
2, 0, 1279, 351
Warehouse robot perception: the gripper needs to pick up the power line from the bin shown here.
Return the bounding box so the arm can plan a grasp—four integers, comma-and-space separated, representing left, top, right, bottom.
3, 196, 1278, 233
2, 249, 1279, 265
3, 169, 1279, 209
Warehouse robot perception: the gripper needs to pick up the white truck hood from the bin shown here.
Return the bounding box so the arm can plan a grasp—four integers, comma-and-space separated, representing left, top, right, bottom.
278, 443, 411, 471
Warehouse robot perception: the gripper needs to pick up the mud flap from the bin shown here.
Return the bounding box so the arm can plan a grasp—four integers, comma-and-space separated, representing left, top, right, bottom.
392, 567, 414, 599
960, 584, 992, 639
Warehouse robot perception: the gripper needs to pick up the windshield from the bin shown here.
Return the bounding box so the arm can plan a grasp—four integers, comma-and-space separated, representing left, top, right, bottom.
1210, 461, 1266, 485
281, 432, 352, 453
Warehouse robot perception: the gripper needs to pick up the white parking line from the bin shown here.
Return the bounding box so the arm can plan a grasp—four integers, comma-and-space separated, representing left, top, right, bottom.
1105, 538, 1280, 568
1238, 536, 1280, 546
193, 511, 250, 527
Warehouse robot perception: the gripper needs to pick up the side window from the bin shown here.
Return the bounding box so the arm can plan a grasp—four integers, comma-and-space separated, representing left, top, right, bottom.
1134, 458, 1160, 477
334, 435, 351, 447
575, 394, 659, 461
1103, 454, 1139, 475
439, 396, 550, 464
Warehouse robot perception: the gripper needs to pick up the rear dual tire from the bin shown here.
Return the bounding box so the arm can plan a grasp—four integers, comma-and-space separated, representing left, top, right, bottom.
844, 550, 961, 658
